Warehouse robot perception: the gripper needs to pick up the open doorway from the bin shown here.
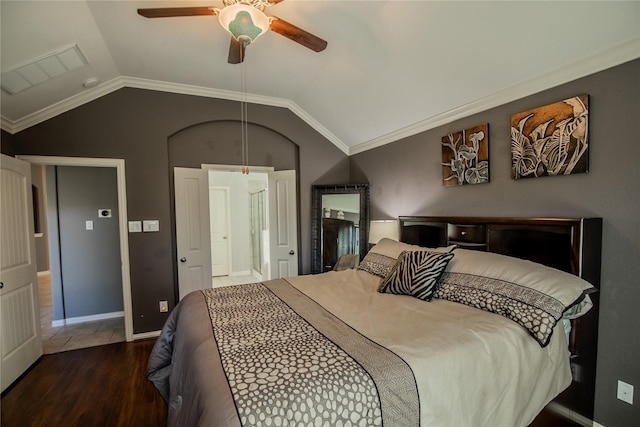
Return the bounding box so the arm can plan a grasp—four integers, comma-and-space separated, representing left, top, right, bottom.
36, 165, 125, 353
18, 156, 133, 350
174, 164, 298, 298
207, 167, 269, 288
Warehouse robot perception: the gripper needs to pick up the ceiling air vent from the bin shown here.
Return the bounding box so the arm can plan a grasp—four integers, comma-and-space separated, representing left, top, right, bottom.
1, 44, 88, 95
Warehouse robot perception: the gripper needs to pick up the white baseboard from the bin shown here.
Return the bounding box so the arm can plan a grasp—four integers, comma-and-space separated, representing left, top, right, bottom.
133, 330, 161, 341
230, 270, 251, 277
547, 402, 605, 427
52, 311, 124, 327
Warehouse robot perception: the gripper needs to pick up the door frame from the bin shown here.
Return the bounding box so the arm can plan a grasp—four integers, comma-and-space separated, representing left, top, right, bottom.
203, 164, 274, 279
17, 155, 133, 342
209, 186, 232, 277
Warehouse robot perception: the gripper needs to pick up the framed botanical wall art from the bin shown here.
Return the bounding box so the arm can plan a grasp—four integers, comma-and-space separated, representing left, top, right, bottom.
511, 95, 589, 179
441, 123, 489, 187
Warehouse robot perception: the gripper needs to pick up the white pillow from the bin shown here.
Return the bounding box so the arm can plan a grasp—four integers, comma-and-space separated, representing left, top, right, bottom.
434, 249, 596, 347
357, 238, 455, 278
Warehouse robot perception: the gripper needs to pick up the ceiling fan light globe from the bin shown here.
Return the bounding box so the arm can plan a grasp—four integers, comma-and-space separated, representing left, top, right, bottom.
219, 4, 270, 43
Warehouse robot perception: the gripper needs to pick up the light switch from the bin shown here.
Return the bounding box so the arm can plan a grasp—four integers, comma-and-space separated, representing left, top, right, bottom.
143, 220, 160, 232
128, 221, 142, 233
85, 220, 93, 230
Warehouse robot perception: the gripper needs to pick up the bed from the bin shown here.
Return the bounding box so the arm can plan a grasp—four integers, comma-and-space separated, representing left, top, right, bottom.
148, 216, 602, 427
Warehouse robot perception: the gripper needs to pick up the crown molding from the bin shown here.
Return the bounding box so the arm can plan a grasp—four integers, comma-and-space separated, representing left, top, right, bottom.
121, 78, 348, 155
349, 37, 640, 155
286, 101, 349, 155
3, 36, 638, 157
1, 75, 348, 155
1, 78, 123, 134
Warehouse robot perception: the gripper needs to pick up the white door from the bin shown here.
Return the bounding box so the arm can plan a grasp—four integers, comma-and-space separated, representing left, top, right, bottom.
210, 187, 230, 277
174, 167, 212, 300
268, 170, 298, 279
0, 154, 42, 392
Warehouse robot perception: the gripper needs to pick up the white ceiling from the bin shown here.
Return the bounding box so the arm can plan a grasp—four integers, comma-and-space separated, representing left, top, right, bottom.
1, 1, 639, 154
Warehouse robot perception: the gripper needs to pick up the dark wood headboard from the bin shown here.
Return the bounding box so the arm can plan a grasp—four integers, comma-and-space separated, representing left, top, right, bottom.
398, 216, 602, 423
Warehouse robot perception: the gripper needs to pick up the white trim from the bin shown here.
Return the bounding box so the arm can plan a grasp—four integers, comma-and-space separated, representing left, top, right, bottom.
202, 163, 275, 173
210, 185, 232, 278
286, 100, 349, 155
133, 330, 161, 341
51, 311, 123, 327
2, 38, 638, 154
230, 270, 252, 277
349, 37, 640, 155
546, 401, 602, 427
16, 155, 134, 343
1, 78, 123, 133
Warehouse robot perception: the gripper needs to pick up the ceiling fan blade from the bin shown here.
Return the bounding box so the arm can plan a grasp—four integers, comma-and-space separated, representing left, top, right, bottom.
269, 17, 327, 52
137, 7, 216, 18
228, 37, 246, 64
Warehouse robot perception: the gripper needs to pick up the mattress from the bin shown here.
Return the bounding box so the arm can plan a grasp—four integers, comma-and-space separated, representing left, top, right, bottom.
147, 268, 572, 427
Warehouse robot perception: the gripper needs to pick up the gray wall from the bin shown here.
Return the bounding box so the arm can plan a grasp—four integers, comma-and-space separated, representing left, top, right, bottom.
6, 88, 350, 333
50, 166, 123, 319
350, 58, 640, 427
45, 166, 64, 321
31, 164, 49, 272
1, 130, 17, 156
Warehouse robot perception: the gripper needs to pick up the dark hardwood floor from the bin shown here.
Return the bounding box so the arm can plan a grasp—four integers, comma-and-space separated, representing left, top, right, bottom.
1, 339, 166, 427
529, 408, 584, 427
1, 337, 584, 427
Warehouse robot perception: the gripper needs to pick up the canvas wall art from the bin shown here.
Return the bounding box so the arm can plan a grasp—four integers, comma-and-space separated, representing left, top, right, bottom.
511, 95, 589, 179
441, 123, 489, 187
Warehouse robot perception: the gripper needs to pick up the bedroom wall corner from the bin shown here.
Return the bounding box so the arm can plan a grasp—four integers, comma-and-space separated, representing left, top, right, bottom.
349, 58, 640, 427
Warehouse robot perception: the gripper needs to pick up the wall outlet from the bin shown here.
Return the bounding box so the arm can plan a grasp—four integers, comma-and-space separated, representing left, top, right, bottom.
159, 300, 168, 313
617, 380, 634, 405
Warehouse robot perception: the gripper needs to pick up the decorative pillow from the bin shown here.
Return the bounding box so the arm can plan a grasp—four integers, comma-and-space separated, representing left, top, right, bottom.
433, 249, 597, 347
358, 238, 455, 278
379, 250, 455, 301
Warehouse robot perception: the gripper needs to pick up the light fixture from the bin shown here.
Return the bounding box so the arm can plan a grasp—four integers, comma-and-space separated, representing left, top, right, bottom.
217, 2, 271, 174
368, 220, 399, 244
218, 3, 271, 45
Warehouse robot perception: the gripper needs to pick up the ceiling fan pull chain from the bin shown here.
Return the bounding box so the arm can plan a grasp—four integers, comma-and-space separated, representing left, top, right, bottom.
240, 43, 249, 175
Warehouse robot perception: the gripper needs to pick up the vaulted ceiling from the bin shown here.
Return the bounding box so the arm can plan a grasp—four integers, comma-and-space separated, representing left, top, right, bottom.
2, 1, 639, 154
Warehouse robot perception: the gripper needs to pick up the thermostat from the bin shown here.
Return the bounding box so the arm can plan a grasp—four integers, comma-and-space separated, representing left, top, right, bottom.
98, 209, 112, 218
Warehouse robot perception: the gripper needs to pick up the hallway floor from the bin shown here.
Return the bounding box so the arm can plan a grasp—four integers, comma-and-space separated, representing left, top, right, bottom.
38, 272, 125, 354
212, 273, 260, 288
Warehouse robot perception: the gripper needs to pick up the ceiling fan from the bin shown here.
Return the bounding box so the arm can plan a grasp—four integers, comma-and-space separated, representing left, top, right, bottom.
137, 0, 328, 64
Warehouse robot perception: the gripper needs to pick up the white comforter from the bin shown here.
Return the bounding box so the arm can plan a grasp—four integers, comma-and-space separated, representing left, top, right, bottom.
287, 268, 571, 427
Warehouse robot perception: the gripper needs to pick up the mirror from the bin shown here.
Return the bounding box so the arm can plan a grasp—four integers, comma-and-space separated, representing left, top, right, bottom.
311, 184, 370, 273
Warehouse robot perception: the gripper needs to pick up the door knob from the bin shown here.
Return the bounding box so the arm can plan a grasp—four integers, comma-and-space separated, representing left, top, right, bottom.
289, 250, 295, 255
0, 282, 3, 289
180, 257, 187, 263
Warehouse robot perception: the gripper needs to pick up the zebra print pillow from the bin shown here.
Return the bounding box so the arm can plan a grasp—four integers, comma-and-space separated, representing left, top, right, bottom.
378, 250, 455, 301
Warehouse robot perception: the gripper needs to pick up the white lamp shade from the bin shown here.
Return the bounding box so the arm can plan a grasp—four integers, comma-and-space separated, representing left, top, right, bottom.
219, 4, 270, 42
368, 220, 399, 244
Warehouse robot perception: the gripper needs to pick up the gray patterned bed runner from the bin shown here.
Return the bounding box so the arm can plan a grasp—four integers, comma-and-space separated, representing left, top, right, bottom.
202, 279, 419, 427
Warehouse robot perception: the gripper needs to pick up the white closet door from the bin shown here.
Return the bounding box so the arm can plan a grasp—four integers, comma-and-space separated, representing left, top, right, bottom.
1, 154, 42, 392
